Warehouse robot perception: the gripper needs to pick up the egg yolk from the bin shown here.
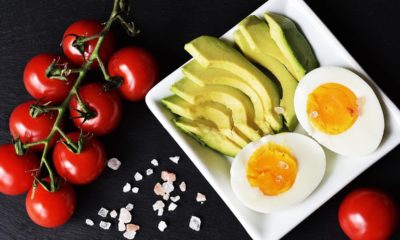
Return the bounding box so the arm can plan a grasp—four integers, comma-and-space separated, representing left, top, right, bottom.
307, 83, 358, 135
246, 143, 297, 196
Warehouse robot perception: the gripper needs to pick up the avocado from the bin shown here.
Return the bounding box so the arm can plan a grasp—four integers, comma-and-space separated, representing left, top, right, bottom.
174, 117, 241, 157
234, 16, 298, 131
264, 13, 318, 80
162, 95, 249, 147
182, 60, 272, 134
184, 36, 283, 132
171, 78, 261, 141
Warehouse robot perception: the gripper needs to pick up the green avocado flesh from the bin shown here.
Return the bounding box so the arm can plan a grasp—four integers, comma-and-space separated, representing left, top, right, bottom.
235, 16, 298, 131
264, 12, 318, 80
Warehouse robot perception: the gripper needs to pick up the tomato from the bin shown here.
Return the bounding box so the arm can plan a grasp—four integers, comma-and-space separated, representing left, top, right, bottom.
9, 100, 59, 151
53, 132, 106, 185
26, 178, 76, 228
0, 144, 40, 195
339, 188, 399, 240
23, 54, 76, 103
62, 19, 115, 68
108, 47, 158, 101
69, 83, 122, 135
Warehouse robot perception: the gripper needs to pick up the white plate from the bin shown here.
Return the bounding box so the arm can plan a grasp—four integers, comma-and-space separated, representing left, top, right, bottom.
145, 0, 400, 239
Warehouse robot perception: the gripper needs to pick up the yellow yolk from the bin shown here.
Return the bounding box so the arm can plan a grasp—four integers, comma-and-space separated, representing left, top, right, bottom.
246, 143, 297, 196
307, 83, 358, 135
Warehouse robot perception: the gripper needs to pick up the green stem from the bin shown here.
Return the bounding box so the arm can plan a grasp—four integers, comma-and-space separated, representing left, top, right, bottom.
97, 56, 111, 81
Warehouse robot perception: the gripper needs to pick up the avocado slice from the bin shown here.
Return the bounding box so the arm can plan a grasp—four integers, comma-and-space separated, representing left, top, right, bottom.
162, 95, 249, 147
171, 78, 261, 141
174, 117, 241, 157
182, 60, 272, 134
234, 16, 298, 131
264, 13, 318, 80
184, 36, 283, 132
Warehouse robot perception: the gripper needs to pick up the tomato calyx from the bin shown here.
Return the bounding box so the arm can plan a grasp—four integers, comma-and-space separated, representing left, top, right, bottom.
13, 138, 26, 156
60, 131, 85, 154
44, 57, 75, 81
103, 76, 123, 91
32, 176, 61, 194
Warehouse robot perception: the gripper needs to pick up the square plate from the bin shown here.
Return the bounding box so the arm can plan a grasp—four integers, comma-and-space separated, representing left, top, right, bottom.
145, 0, 400, 239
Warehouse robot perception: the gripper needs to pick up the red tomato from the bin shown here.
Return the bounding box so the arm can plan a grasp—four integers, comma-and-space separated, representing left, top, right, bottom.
0, 144, 40, 195
339, 188, 399, 240
108, 47, 158, 101
26, 178, 76, 228
62, 19, 115, 68
23, 54, 76, 103
69, 83, 122, 135
9, 100, 59, 151
53, 132, 106, 185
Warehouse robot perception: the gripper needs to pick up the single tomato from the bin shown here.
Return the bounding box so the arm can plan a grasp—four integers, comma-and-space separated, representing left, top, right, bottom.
26, 178, 76, 228
108, 47, 158, 101
9, 100, 60, 151
62, 19, 115, 68
53, 132, 106, 185
0, 144, 40, 195
69, 83, 122, 135
339, 188, 399, 240
23, 54, 76, 103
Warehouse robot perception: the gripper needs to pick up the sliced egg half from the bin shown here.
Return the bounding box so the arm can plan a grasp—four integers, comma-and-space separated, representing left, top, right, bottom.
230, 133, 326, 213
294, 67, 384, 156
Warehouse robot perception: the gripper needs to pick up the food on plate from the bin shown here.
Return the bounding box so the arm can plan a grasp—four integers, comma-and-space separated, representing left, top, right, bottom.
264, 13, 318, 80
234, 15, 300, 130
294, 67, 384, 156
230, 132, 326, 213
338, 188, 398, 240
0, 144, 40, 195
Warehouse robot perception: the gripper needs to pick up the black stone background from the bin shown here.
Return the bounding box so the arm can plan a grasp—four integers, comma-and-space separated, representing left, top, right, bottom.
0, 0, 399, 239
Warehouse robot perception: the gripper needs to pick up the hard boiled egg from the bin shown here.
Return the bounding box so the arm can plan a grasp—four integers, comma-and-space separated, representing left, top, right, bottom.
294, 67, 384, 156
230, 132, 326, 213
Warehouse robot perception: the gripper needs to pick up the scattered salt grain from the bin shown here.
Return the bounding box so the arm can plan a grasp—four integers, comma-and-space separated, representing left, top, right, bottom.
170, 195, 180, 202
168, 202, 178, 211
162, 182, 174, 194
162, 193, 170, 201
110, 210, 118, 218
146, 168, 154, 176
118, 221, 126, 232
119, 208, 132, 223
123, 183, 132, 193
274, 106, 285, 115
310, 111, 319, 118
126, 223, 140, 232
158, 221, 167, 232
169, 156, 180, 164
196, 192, 207, 204
107, 158, 121, 170
99, 221, 111, 230
161, 171, 176, 182
126, 203, 134, 211
132, 187, 139, 194
189, 216, 201, 231
151, 159, 159, 166
157, 208, 164, 216
154, 182, 165, 196
98, 207, 109, 218
179, 181, 186, 192
152, 200, 165, 211
85, 219, 94, 226
123, 230, 136, 240
134, 172, 143, 181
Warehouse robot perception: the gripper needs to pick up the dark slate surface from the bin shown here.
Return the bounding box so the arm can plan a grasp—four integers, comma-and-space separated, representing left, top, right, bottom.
0, 0, 399, 239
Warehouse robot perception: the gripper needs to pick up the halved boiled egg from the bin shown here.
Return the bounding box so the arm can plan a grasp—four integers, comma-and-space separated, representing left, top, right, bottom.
294, 67, 384, 156
230, 133, 326, 213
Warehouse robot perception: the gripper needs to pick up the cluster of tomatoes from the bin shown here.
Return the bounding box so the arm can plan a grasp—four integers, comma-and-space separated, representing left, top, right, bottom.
0, 19, 157, 228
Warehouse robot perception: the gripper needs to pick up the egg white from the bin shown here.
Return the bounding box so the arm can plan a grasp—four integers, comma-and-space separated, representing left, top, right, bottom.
294, 66, 385, 156
230, 132, 326, 213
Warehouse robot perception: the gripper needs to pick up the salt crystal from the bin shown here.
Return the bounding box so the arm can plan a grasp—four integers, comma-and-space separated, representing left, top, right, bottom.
179, 181, 186, 192
170, 195, 180, 202
274, 106, 285, 115
85, 219, 94, 226
310, 111, 319, 118
162, 193, 170, 201
189, 216, 201, 231
123, 230, 136, 240
157, 208, 164, 216
126, 223, 140, 232
151, 159, 159, 166
196, 192, 207, 203
278, 161, 289, 169
123, 183, 132, 193
162, 182, 174, 194
152, 200, 165, 211
154, 182, 165, 196
98, 207, 109, 218
168, 202, 178, 211
119, 208, 132, 223
134, 172, 143, 181
126, 203, 134, 211
99, 221, 111, 230
107, 158, 121, 170
118, 221, 126, 232
132, 187, 139, 194
169, 156, 180, 164
110, 210, 118, 218
146, 168, 153, 176
161, 171, 176, 182
158, 221, 167, 232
